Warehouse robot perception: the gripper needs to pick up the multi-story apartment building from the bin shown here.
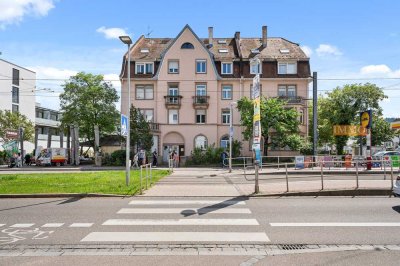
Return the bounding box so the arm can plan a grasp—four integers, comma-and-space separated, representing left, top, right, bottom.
120, 25, 311, 163
0, 59, 36, 153
35, 103, 66, 149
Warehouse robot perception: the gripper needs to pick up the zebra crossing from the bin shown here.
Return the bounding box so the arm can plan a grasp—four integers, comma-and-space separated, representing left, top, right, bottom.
0, 223, 94, 228
81, 198, 270, 243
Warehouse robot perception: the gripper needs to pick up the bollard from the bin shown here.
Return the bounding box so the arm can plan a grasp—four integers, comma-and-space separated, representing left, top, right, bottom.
140, 166, 143, 195
321, 161, 324, 190
285, 163, 289, 192
391, 164, 394, 190
255, 160, 260, 194
356, 161, 359, 189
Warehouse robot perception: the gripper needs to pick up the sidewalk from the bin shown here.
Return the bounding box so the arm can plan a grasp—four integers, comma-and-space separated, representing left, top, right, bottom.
142, 168, 396, 197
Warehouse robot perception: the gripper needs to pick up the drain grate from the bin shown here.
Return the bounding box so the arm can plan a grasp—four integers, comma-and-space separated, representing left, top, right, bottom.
279, 244, 307, 250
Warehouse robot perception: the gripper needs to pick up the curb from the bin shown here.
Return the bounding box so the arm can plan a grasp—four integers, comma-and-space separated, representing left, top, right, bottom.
0, 193, 130, 198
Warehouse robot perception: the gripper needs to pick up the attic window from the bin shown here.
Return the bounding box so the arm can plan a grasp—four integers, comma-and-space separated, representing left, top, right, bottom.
181, 42, 194, 49
218, 49, 228, 53
280, 49, 290, 54
251, 49, 260, 54
141, 48, 149, 53
218, 40, 227, 44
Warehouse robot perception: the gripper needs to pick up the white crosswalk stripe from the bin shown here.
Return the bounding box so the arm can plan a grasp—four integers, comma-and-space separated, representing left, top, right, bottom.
0, 224, 5, 227
117, 207, 252, 214
69, 223, 93, 228
41, 223, 65, 228
10, 223, 35, 228
81, 198, 270, 243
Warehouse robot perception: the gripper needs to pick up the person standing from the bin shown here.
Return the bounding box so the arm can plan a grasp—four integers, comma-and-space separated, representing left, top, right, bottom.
152, 149, 158, 167
173, 150, 179, 168
16, 153, 22, 168
132, 152, 139, 169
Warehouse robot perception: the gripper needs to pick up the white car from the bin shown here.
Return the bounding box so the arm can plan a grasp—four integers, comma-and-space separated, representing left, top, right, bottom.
394, 175, 400, 197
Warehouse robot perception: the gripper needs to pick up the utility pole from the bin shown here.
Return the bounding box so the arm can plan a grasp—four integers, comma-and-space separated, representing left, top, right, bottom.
312, 72, 318, 160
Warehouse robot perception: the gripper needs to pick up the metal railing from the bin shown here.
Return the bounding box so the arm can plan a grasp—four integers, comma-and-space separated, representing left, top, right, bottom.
140, 163, 152, 194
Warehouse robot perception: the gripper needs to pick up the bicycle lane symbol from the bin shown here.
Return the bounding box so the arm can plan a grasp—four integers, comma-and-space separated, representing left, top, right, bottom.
0, 227, 54, 245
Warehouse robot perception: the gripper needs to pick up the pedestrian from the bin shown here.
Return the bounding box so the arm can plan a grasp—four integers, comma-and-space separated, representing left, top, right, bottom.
132, 152, 139, 169
138, 149, 145, 166
24, 153, 31, 166
173, 150, 179, 168
16, 153, 22, 168
221, 151, 228, 168
152, 149, 158, 167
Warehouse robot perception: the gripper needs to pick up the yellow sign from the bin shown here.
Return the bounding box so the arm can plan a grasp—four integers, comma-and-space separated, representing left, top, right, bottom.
333, 125, 367, 136
360, 111, 372, 128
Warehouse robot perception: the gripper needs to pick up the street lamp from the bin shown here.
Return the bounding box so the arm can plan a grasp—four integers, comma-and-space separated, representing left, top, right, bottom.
229, 101, 237, 173
119, 35, 132, 186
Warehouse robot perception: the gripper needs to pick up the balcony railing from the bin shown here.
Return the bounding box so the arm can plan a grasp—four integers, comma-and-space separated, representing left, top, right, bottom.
164, 95, 182, 108
277, 96, 305, 105
148, 122, 160, 132
192, 95, 210, 108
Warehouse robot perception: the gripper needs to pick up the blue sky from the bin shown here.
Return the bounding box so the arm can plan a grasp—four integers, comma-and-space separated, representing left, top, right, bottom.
0, 0, 399, 117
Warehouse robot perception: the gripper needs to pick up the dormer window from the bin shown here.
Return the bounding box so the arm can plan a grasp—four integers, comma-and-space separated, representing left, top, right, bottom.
135, 62, 154, 74
218, 49, 228, 53
218, 40, 227, 44
140, 48, 149, 53
278, 62, 297, 74
280, 49, 290, 54
251, 49, 260, 54
181, 42, 194, 49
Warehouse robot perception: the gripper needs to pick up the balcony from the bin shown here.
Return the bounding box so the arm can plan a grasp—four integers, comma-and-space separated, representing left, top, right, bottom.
148, 122, 160, 133
277, 96, 306, 105
192, 95, 210, 109
164, 95, 182, 109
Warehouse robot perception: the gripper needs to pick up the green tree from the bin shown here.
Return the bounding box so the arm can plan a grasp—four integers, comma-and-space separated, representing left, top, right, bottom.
370, 116, 395, 146
319, 83, 386, 154
59, 72, 119, 150
0, 110, 34, 142
130, 105, 153, 152
237, 97, 301, 155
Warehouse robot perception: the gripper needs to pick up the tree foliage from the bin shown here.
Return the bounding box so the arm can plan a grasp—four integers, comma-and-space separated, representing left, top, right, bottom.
0, 110, 34, 142
370, 117, 396, 146
237, 97, 301, 154
129, 105, 153, 152
59, 72, 119, 148
318, 83, 386, 154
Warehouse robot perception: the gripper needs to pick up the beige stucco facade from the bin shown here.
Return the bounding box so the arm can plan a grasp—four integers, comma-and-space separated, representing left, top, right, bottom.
120, 25, 311, 162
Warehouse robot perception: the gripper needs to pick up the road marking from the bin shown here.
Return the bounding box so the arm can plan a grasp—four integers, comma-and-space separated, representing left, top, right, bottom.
129, 200, 246, 205
10, 224, 34, 228
117, 208, 252, 214
270, 223, 400, 227
103, 219, 259, 226
0, 224, 5, 227
41, 223, 64, 228
81, 232, 270, 242
69, 223, 93, 228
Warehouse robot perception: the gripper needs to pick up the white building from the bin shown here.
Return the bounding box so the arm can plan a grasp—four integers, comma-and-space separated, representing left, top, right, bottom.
0, 59, 36, 153
35, 103, 66, 149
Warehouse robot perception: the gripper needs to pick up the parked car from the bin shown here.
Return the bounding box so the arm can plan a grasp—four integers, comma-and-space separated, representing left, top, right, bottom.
393, 175, 400, 197
372, 151, 400, 162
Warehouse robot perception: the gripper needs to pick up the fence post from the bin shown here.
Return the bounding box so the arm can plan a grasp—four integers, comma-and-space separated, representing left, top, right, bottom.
140, 166, 143, 195
391, 163, 394, 190
321, 161, 324, 190
255, 161, 259, 194
150, 164, 152, 186
356, 161, 359, 189
285, 163, 289, 192
381, 158, 383, 170
278, 156, 280, 170
145, 164, 148, 189
384, 159, 386, 180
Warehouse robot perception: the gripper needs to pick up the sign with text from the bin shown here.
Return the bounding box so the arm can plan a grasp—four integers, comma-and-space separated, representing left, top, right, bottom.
295, 156, 305, 169
333, 125, 367, 136
121, 114, 128, 137
391, 155, 399, 168
5, 130, 19, 139
360, 110, 372, 128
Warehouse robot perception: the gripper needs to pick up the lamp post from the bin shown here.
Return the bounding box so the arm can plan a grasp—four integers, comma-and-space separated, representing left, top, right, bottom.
229, 102, 237, 173
119, 35, 132, 186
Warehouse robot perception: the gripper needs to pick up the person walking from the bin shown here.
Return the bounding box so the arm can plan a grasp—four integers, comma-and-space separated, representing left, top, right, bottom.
221, 151, 228, 168
132, 152, 139, 169
16, 153, 22, 168
24, 153, 31, 166
152, 149, 158, 167
173, 150, 179, 168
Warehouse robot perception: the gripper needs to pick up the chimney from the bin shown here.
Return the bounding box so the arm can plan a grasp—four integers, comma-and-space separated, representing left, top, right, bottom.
262, 26, 267, 47
235, 31, 240, 40
208, 27, 213, 46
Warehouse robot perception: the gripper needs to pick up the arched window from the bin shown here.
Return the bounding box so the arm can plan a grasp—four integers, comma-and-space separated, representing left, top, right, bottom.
194, 135, 208, 150
220, 135, 229, 148
181, 42, 194, 49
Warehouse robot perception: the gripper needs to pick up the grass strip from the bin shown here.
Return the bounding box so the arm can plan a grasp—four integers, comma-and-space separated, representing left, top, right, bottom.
0, 170, 170, 195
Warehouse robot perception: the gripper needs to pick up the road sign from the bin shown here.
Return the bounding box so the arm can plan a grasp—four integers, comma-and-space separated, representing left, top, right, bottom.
252, 75, 260, 99
5, 130, 19, 139
392, 155, 399, 168
295, 156, 305, 169
121, 114, 128, 137
229, 126, 233, 137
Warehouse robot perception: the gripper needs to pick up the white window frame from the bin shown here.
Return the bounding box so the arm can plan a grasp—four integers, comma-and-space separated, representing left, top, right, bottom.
139, 109, 154, 122
221, 62, 233, 75
168, 60, 179, 74
136, 85, 154, 100
194, 135, 208, 150
222, 110, 230, 125
196, 110, 206, 124
220, 135, 229, 148
222, 85, 232, 100
196, 84, 207, 96
196, 60, 207, 74
278, 62, 297, 74
135, 62, 154, 74
168, 109, 179, 124
250, 63, 262, 74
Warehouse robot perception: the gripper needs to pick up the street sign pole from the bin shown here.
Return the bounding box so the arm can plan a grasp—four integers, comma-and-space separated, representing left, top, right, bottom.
251, 57, 261, 194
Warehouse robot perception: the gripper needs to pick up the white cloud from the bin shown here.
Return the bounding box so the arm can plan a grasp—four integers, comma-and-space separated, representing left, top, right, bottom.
316, 44, 342, 57
300, 45, 313, 57
103, 73, 120, 90
0, 0, 55, 29
360, 64, 400, 78
29, 66, 78, 80
97, 26, 128, 39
